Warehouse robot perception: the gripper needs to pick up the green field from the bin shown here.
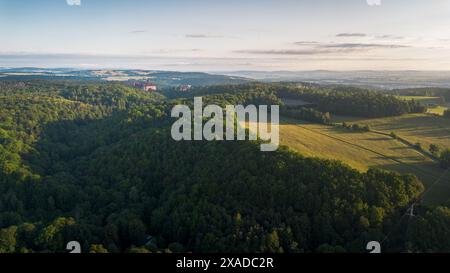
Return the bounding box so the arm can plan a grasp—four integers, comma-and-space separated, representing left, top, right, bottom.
397, 95, 444, 104
247, 117, 450, 205
427, 105, 449, 115
397, 95, 442, 100
328, 114, 450, 204
332, 113, 450, 152
396, 95, 448, 115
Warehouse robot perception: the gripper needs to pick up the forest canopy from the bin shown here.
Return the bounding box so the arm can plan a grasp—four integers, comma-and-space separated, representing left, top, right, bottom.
0, 80, 448, 253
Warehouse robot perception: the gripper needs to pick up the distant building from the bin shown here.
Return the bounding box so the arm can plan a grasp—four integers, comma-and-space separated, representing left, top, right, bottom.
178, 85, 192, 92
144, 83, 157, 92
131, 81, 157, 92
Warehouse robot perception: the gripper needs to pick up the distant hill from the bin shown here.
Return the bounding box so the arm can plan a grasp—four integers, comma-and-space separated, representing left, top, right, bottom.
5, 68, 450, 89
222, 70, 450, 89
0, 68, 252, 87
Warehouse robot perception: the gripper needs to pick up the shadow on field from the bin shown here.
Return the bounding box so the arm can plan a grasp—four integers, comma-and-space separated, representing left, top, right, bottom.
362, 115, 450, 140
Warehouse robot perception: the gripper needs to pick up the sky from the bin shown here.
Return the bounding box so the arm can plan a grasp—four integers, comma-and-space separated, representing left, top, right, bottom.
1, 0, 450, 71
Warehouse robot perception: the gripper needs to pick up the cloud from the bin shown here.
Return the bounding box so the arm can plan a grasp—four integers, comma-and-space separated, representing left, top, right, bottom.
336, 33, 367, 37
234, 49, 336, 55
66, 0, 81, 6
375, 34, 404, 40
235, 42, 410, 56
366, 0, 381, 6
336, 33, 405, 40
321, 43, 410, 49
293, 41, 319, 45
152, 48, 204, 54
185, 34, 223, 39
129, 30, 147, 34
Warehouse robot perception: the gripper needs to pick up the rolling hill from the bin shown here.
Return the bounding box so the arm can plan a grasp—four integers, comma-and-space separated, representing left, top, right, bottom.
277, 118, 450, 205
243, 115, 450, 205
0, 68, 252, 87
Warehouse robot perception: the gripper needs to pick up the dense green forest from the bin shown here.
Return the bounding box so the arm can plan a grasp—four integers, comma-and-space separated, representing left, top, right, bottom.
172, 83, 426, 118
280, 107, 331, 124
275, 84, 426, 118
0, 80, 449, 253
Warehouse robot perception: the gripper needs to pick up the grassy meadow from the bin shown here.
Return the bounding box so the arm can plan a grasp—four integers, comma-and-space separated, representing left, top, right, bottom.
332, 113, 450, 153
245, 116, 450, 205
396, 95, 448, 115
281, 118, 450, 205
